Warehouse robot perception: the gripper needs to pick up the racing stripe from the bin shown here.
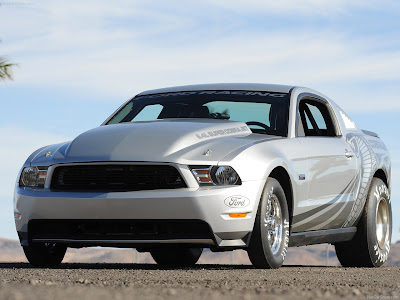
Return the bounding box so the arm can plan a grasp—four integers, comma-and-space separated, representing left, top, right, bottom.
292, 179, 354, 226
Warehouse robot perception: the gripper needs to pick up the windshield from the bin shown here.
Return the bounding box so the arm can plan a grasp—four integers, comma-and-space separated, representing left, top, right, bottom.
106, 90, 290, 137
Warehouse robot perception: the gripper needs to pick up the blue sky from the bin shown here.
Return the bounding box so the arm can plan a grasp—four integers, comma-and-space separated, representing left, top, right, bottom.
0, 0, 399, 242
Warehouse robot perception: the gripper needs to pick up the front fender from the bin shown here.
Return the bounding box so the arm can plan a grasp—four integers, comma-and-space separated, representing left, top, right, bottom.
218, 138, 298, 181
218, 138, 301, 214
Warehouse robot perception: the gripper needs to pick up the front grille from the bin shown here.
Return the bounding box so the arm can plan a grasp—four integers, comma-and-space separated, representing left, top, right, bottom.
29, 220, 213, 241
50, 164, 187, 192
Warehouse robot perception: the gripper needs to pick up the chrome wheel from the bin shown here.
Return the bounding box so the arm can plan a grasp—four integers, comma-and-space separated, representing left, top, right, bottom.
264, 193, 283, 255
376, 198, 390, 249
248, 178, 289, 268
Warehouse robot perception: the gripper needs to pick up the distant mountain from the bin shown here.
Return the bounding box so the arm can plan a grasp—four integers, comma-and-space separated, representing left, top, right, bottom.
1, 238, 399, 266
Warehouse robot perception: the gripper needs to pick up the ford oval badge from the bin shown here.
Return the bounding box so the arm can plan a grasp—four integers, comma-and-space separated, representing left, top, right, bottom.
224, 196, 250, 208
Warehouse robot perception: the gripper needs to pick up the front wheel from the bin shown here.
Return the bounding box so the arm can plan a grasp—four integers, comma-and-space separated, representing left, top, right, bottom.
23, 243, 67, 267
247, 178, 290, 268
335, 178, 392, 267
150, 247, 203, 266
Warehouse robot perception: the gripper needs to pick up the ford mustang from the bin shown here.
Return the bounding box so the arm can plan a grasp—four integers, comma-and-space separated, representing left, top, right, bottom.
14, 83, 392, 268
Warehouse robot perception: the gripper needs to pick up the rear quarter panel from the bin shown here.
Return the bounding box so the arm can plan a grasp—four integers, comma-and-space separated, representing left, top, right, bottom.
332, 104, 391, 227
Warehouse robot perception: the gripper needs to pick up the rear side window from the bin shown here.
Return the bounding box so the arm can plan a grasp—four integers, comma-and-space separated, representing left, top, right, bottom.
339, 110, 357, 131
299, 99, 337, 137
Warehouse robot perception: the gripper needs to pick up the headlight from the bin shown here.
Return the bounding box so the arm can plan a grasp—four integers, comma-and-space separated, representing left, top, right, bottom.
214, 166, 240, 185
190, 166, 241, 186
19, 166, 48, 188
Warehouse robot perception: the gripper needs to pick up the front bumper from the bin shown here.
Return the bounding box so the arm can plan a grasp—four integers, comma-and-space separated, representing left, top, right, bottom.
14, 180, 264, 248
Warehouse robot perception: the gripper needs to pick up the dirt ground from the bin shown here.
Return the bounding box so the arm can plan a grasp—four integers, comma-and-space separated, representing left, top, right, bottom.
0, 263, 399, 300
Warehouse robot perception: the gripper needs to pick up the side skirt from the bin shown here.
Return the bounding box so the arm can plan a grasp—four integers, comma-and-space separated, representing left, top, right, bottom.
289, 227, 357, 247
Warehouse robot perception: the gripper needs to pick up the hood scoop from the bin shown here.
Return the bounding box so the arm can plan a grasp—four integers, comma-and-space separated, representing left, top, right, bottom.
64, 119, 251, 162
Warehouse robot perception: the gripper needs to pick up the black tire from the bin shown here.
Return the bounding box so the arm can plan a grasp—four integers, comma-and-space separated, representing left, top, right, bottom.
150, 247, 203, 266
247, 178, 290, 269
335, 178, 392, 267
23, 243, 67, 267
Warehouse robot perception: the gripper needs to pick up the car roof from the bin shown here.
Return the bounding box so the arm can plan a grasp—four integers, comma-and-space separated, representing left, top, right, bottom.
138, 83, 295, 96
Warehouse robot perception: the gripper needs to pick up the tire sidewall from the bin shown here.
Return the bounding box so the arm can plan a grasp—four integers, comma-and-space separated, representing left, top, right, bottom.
366, 179, 392, 267
23, 243, 67, 267
150, 247, 203, 266
259, 178, 290, 268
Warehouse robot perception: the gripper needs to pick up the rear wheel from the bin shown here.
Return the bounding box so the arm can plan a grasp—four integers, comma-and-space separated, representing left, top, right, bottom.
23, 243, 67, 267
150, 247, 202, 266
247, 178, 290, 269
335, 178, 392, 267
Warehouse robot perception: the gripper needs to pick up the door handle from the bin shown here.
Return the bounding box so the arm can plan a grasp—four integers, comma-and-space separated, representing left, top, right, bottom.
345, 149, 354, 158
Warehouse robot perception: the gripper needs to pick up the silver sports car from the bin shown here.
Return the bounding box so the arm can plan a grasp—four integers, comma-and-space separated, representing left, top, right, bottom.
14, 83, 392, 268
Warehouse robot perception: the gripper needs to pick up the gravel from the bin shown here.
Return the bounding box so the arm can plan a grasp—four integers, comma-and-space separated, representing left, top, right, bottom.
0, 263, 398, 299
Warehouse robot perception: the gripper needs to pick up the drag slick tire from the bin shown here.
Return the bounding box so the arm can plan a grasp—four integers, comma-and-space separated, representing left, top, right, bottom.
23, 243, 67, 267
247, 177, 290, 269
335, 178, 392, 267
150, 247, 203, 266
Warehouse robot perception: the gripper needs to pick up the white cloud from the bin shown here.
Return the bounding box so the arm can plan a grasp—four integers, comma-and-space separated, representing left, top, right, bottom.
212, 0, 400, 15
3, 29, 400, 109
1, 0, 400, 108
207, 0, 358, 15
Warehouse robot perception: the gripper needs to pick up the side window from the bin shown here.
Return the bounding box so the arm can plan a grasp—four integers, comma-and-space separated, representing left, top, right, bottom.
306, 103, 327, 129
298, 99, 337, 137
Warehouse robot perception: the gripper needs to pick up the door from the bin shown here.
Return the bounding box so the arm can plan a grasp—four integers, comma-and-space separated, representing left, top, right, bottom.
292, 98, 357, 232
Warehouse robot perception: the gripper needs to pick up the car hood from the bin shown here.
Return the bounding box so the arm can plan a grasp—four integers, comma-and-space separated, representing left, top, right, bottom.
30, 119, 281, 165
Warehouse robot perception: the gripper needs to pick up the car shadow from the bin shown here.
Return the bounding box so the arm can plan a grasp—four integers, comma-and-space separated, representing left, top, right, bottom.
0, 262, 338, 270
